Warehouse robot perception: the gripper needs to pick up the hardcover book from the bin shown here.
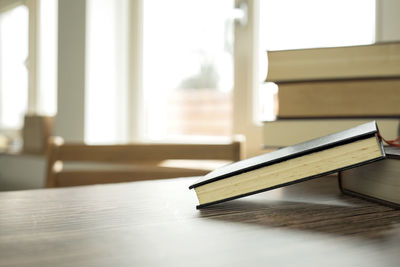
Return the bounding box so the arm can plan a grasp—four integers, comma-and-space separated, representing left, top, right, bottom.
276, 78, 400, 118
339, 146, 400, 208
262, 118, 400, 148
266, 42, 400, 82
190, 122, 385, 208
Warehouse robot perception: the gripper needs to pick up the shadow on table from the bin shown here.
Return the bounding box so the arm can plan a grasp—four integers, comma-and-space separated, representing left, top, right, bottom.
197, 178, 400, 240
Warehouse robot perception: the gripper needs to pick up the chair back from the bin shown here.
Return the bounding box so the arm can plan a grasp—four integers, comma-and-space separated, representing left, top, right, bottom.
46, 137, 244, 187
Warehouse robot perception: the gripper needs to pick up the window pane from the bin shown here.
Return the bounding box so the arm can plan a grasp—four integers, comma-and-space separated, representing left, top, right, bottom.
0, 5, 28, 129
142, 0, 234, 140
259, 0, 375, 52
85, 0, 128, 144
258, 0, 376, 121
38, 0, 58, 116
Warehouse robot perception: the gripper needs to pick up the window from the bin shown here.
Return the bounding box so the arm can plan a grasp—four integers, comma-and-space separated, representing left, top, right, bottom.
0, 5, 28, 131
258, 0, 376, 121
141, 0, 234, 141
85, 0, 129, 144
37, 0, 57, 116
0, 0, 57, 140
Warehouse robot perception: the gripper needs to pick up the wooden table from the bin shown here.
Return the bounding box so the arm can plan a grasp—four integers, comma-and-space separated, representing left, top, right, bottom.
1, 176, 399, 267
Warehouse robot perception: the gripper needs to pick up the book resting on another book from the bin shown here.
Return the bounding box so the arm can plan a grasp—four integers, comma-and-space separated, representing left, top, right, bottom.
266, 42, 400, 82
275, 78, 400, 118
339, 146, 400, 208
189, 121, 385, 208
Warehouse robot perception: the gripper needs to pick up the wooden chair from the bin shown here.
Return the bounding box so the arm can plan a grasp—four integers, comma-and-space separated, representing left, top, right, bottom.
45, 137, 244, 188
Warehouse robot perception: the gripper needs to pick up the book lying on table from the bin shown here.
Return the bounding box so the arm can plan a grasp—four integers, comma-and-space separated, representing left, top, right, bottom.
339, 146, 400, 208
189, 121, 385, 208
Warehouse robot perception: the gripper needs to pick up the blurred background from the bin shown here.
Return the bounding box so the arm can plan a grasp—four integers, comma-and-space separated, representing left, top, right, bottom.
0, 0, 398, 190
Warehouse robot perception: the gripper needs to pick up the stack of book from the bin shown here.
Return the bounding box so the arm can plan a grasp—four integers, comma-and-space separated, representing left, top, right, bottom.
263, 42, 400, 147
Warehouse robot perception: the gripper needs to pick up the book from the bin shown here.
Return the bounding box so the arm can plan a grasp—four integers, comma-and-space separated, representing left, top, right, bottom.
339, 146, 400, 208
189, 121, 385, 208
262, 118, 400, 148
276, 78, 400, 118
266, 42, 400, 82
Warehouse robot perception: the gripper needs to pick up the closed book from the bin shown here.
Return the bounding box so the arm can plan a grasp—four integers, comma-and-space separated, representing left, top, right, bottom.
276, 78, 400, 118
266, 42, 400, 82
262, 118, 399, 148
339, 146, 400, 208
190, 122, 385, 208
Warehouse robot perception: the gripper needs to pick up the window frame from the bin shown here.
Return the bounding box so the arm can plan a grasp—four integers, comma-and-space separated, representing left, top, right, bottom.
0, 0, 57, 139
0, 0, 30, 139
4, 0, 397, 154
126, 0, 274, 157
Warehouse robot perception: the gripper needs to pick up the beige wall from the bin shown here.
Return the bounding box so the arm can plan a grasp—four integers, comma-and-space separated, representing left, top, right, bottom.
0, 0, 24, 11
55, 0, 86, 142
376, 0, 400, 42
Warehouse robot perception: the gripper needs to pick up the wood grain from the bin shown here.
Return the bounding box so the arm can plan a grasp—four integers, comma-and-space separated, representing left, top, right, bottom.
0, 176, 400, 267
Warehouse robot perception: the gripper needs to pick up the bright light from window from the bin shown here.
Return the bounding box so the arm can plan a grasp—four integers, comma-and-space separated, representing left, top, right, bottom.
259, 0, 375, 51
142, 0, 234, 140
258, 0, 376, 121
38, 0, 58, 116
85, 0, 128, 144
0, 6, 28, 129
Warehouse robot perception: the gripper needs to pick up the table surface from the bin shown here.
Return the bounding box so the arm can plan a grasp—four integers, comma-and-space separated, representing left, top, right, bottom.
1, 175, 400, 267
